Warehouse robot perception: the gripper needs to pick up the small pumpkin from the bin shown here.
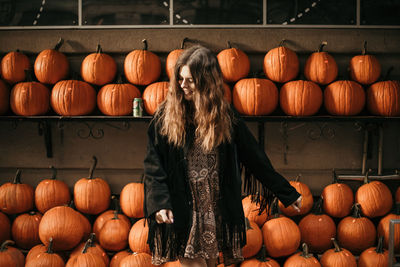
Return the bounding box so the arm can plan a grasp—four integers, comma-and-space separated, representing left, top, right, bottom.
0, 212, 10, 244
11, 211, 42, 250
279, 175, 313, 216
1, 50, 30, 85
128, 218, 151, 254
0, 169, 34, 214
0, 240, 25, 267
217, 41, 250, 83
124, 39, 161, 86
320, 238, 357, 267
166, 38, 188, 79
233, 78, 278, 116
280, 80, 322, 116
0, 79, 10, 115
283, 243, 321, 267
324, 80, 365, 116
81, 44, 117, 86
120, 182, 145, 218
242, 217, 263, 259
263, 40, 299, 83
377, 203, 400, 253
35, 166, 71, 214
25, 238, 65, 267
304, 42, 338, 85
367, 80, 400, 116
34, 38, 69, 84
97, 75, 141, 116
142, 81, 169, 115
349, 41, 381, 85
74, 156, 111, 215
358, 236, 389, 267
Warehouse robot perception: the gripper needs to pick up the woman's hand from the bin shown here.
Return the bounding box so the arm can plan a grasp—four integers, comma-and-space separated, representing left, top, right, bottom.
155, 209, 174, 224
290, 195, 303, 212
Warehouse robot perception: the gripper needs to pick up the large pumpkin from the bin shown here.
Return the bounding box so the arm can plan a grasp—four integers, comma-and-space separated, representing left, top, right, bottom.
280, 80, 322, 116
124, 39, 161, 86
233, 78, 278, 115
97, 78, 141, 116
358, 236, 389, 267
349, 41, 381, 85
279, 175, 313, 216
0, 212, 10, 244
304, 42, 338, 85
35, 166, 71, 214
0, 79, 9, 115
355, 173, 392, 218
367, 80, 400, 116
74, 156, 111, 215
217, 41, 250, 83
38, 206, 84, 251
242, 218, 263, 259
10, 80, 50, 116
263, 40, 299, 83
324, 80, 365, 116
25, 238, 65, 267
377, 203, 400, 253
51, 79, 96, 116
336, 203, 376, 254
298, 198, 336, 254
166, 37, 187, 79
320, 238, 357, 267
81, 44, 117, 86
120, 182, 144, 218
283, 243, 321, 267
1, 50, 30, 85
11, 211, 42, 250
0, 240, 25, 267
0, 169, 34, 214
98, 210, 131, 251
128, 218, 151, 254
142, 81, 169, 115
34, 38, 69, 84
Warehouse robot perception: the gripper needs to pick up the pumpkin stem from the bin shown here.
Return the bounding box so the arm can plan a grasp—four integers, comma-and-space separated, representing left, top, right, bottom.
142, 39, 148, 50
180, 37, 189, 49
46, 237, 54, 254
50, 165, 57, 180
363, 169, 371, 184
351, 203, 362, 218
112, 209, 120, 220
279, 39, 286, 47
362, 40, 367, 55
376, 236, 385, 254
13, 169, 22, 184
0, 240, 14, 252
384, 66, 394, 80
96, 44, 102, 54
54, 38, 64, 51
300, 243, 312, 258
82, 238, 92, 254
88, 156, 97, 179
111, 195, 121, 214
227, 41, 232, 48
318, 41, 327, 52
331, 238, 342, 252
88, 233, 96, 246
294, 174, 301, 182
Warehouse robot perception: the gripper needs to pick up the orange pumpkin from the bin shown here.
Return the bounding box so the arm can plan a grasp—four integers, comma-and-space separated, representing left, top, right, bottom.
1, 50, 30, 85
10, 79, 50, 116
110, 249, 132, 267
355, 173, 392, 218
0, 169, 34, 214
358, 236, 389, 267
11, 211, 42, 250
240, 246, 280, 267
98, 210, 131, 251
34, 38, 69, 84
283, 243, 321, 267
377, 203, 400, 253
217, 41, 250, 83
304, 42, 338, 85
93, 208, 131, 240
349, 41, 381, 85
120, 252, 154, 267
25, 238, 64, 267
74, 156, 111, 215
337, 203, 376, 254
242, 218, 263, 259
34, 166, 71, 214
70, 233, 109, 267
97, 77, 141, 116
0, 79, 9, 115
124, 39, 161, 86
38, 206, 84, 251
263, 40, 299, 83
120, 182, 145, 218
0, 212, 10, 244
367, 80, 400, 116
128, 218, 151, 254
51, 79, 96, 116
320, 238, 357, 267
81, 44, 117, 86
242, 195, 268, 228
66, 237, 107, 267
280, 80, 322, 116
166, 38, 188, 79
324, 80, 365, 116
143, 81, 169, 115
298, 198, 336, 254
0, 240, 25, 267
279, 175, 313, 216
233, 78, 278, 116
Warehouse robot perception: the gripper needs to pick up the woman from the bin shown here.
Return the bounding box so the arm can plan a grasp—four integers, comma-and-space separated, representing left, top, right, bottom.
144, 45, 302, 267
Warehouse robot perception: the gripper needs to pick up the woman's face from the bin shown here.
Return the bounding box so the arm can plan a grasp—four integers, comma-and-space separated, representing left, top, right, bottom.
178, 65, 196, 101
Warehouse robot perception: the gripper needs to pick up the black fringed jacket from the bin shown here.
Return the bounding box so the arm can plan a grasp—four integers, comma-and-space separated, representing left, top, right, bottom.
143, 110, 300, 260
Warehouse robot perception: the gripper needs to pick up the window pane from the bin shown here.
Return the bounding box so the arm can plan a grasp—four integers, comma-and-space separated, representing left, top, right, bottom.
173, 0, 263, 25
267, 0, 356, 25
0, 0, 77, 26
82, 0, 169, 25
361, 0, 400, 25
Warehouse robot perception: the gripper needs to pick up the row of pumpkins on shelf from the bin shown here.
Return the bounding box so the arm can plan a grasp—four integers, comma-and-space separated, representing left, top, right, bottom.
0, 38, 399, 117
0, 157, 399, 266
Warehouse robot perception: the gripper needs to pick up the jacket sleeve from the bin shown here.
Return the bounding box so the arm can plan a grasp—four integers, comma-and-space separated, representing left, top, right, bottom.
234, 117, 300, 207
143, 120, 173, 218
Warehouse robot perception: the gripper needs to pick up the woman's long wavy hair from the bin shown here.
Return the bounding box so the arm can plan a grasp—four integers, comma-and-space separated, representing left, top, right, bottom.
155, 45, 233, 151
